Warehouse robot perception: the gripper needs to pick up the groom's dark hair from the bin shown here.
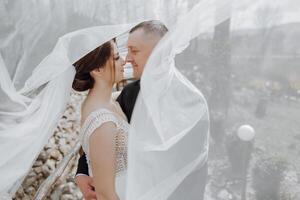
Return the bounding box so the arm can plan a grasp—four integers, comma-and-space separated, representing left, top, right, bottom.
129, 20, 168, 38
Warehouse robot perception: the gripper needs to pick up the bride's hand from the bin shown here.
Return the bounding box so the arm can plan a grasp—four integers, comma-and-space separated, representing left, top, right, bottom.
75, 175, 97, 200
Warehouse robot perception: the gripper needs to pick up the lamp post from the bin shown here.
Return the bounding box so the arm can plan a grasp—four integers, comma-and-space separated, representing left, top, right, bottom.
237, 125, 255, 200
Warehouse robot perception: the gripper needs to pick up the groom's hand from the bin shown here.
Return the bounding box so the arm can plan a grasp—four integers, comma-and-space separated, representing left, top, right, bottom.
75, 175, 97, 200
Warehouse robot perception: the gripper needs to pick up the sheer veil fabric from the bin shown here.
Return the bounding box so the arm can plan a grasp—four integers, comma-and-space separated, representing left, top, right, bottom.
0, 1, 219, 195
0, 24, 137, 197
1, 0, 298, 199
125, 1, 231, 199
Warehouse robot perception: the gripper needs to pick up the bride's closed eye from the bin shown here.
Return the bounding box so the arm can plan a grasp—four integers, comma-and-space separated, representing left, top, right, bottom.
114, 53, 120, 60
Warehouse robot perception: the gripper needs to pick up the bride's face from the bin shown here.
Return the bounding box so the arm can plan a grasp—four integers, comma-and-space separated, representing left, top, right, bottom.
112, 41, 125, 83
92, 41, 125, 85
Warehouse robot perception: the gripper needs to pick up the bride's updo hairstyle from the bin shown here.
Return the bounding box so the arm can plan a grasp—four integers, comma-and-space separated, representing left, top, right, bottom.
72, 39, 115, 92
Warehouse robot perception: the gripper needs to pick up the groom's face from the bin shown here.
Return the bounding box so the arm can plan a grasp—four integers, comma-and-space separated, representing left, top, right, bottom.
126, 29, 160, 79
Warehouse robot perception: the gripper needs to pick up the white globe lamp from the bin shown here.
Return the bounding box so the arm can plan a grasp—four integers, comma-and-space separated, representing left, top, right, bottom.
237, 125, 255, 141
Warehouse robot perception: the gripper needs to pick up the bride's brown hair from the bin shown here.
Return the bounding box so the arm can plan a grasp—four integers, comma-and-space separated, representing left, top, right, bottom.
72, 39, 116, 92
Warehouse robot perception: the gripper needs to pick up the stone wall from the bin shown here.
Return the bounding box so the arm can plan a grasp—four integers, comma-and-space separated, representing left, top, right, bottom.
14, 91, 86, 200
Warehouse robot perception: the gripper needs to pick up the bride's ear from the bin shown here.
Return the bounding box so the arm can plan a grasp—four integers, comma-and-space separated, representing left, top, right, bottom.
90, 67, 104, 77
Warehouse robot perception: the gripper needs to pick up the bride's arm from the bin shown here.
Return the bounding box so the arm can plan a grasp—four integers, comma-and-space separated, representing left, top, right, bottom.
89, 122, 120, 200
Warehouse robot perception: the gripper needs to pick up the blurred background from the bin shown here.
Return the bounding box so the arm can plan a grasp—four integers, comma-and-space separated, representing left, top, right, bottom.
0, 0, 300, 199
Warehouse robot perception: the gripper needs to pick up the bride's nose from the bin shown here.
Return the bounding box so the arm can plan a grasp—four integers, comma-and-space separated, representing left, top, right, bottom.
120, 57, 125, 66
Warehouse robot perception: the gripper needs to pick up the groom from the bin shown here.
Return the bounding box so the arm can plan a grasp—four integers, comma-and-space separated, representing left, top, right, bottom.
75, 20, 208, 200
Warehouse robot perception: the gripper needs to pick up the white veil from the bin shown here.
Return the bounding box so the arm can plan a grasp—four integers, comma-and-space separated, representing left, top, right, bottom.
0, 24, 137, 197
1, 0, 300, 199
125, 1, 229, 199
0, 0, 225, 197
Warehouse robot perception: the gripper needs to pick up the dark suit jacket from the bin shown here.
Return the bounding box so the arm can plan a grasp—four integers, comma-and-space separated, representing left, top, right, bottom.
76, 80, 140, 175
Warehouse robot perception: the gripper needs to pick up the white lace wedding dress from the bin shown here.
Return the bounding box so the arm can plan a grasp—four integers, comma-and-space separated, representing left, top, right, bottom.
79, 108, 129, 199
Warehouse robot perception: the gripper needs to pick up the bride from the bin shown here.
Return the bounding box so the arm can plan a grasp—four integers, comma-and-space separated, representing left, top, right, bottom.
73, 38, 128, 200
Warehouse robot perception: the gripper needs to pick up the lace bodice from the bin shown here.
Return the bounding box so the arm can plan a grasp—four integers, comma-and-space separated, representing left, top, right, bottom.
79, 108, 129, 177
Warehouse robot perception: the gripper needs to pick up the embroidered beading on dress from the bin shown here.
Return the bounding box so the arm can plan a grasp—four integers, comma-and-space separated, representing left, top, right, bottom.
79, 108, 129, 177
